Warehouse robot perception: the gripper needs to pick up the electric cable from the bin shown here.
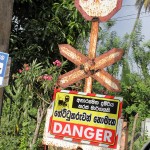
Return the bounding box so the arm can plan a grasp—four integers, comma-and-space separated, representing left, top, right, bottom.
113, 11, 148, 19
114, 15, 150, 22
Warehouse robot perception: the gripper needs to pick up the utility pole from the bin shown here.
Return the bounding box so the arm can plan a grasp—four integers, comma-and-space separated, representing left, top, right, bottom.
0, 0, 14, 118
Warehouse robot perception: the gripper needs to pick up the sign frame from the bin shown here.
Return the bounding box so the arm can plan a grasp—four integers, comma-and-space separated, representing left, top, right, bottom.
43, 89, 123, 149
75, 0, 122, 22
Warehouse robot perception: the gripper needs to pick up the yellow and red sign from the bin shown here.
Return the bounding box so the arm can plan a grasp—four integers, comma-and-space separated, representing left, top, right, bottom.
43, 90, 123, 149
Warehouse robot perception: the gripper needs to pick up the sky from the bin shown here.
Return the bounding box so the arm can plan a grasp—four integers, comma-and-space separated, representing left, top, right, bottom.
99, 0, 150, 74
111, 0, 150, 41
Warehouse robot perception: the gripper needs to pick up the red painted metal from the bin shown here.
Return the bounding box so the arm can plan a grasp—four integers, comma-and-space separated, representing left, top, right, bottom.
59, 44, 88, 65
58, 67, 88, 88
92, 69, 121, 92
91, 48, 124, 71
57, 1, 124, 92
75, 0, 122, 22
84, 20, 99, 93
57, 43, 124, 92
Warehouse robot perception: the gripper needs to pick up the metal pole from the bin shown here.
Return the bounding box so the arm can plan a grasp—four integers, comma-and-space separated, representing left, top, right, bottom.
84, 19, 99, 93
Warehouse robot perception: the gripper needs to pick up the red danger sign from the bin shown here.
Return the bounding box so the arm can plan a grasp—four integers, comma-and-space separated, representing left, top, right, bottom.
51, 121, 116, 145
43, 90, 123, 149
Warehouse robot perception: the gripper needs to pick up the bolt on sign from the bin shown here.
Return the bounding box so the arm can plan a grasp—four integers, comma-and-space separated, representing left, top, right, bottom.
43, 90, 123, 149
75, 0, 122, 21
58, 44, 124, 92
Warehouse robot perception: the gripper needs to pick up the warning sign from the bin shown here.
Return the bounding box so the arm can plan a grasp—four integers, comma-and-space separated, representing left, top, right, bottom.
43, 90, 123, 149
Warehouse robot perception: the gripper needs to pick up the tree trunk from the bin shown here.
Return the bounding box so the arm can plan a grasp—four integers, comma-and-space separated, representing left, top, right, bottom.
130, 113, 138, 150
30, 102, 47, 150
0, 0, 14, 118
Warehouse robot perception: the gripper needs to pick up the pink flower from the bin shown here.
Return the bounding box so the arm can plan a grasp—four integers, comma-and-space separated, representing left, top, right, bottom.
42, 75, 52, 81
19, 69, 22, 73
25, 66, 30, 71
47, 76, 52, 80
53, 60, 62, 67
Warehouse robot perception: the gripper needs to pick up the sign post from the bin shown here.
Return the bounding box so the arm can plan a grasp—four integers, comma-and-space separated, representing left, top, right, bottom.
43, 0, 124, 149
74, 0, 122, 93
84, 20, 98, 93
58, 45, 123, 92
57, 0, 123, 92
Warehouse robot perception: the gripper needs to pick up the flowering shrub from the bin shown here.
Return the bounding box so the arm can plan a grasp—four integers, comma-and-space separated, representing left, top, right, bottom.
2, 59, 67, 149
42, 75, 53, 81
53, 59, 62, 67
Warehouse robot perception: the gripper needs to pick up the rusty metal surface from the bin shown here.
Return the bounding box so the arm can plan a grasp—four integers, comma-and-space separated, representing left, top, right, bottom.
84, 77, 92, 93
92, 69, 121, 92
88, 21, 99, 58
58, 67, 88, 88
59, 44, 88, 66
44, 1, 124, 150
84, 21, 99, 93
91, 48, 124, 71
58, 23, 124, 92
75, 0, 122, 22
58, 47, 124, 91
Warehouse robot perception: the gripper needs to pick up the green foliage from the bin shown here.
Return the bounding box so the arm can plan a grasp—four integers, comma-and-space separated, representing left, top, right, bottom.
95, 21, 150, 149
1, 1, 91, 149
120, 73, 150, 149
97, 28, 129, 79
10, 0, 90, 73
0, 60, 67, 149
121, 73, 150, 117
130, 21, 150, 78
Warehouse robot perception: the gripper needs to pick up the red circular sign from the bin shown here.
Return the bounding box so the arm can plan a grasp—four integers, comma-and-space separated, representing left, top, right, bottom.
75, 0, 122, 22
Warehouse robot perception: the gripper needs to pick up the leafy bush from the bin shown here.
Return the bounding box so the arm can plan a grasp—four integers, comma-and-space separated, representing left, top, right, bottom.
0, 59, 67, 149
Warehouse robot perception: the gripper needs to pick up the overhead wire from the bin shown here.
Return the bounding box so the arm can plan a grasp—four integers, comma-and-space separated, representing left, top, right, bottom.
114, 15, 150, 22
113, 11, 147, 19
112, 4, 150, 21
112, 9, 150, 22
122, 5, 135, 7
